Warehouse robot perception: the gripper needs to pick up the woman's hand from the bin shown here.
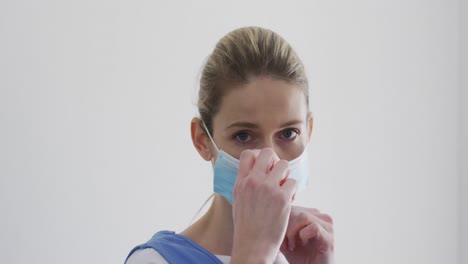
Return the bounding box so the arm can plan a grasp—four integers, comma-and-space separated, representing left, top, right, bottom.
231, 148, 297, 264
281, 206, 335, 264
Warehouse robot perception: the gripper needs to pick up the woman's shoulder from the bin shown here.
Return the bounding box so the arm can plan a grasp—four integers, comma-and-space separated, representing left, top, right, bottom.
125, 248, 168, 264
125, 230, 224, 264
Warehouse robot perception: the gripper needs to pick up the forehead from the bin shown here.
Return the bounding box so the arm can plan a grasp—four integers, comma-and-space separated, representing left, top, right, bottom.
213, 77, 308, 128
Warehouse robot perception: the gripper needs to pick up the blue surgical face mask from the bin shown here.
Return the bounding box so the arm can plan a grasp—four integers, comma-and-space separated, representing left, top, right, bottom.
201, 121, 310, 204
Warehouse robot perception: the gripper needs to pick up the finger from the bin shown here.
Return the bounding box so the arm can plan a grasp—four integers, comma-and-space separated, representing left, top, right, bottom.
281, 178, 297, 201
298, 222, 320, 244
286, 207, 325, 251
307, 213, 334, 233
252, 148, 279, 176
268, 159, 289, 184
237, 149, 257, 178
286, 207, 306, 251
294, 206, 320, 214
292, 207, 332, 227
286, 207, 334, 251
299, 222, 333, 252
317, 213, 334, 225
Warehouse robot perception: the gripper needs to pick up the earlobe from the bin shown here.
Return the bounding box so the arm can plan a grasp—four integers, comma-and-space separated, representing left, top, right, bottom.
191, 117, 213, 161
307, 112, 314, 142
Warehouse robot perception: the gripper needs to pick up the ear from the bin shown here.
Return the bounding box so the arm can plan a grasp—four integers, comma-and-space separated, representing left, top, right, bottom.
191, 117, 213, 161
306, 112, 314, 143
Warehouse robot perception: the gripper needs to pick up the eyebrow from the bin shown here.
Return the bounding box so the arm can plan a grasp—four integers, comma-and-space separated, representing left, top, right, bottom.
226, 120, 304, 130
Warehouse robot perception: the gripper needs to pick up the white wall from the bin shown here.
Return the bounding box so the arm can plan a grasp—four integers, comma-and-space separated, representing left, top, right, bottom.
0, 1, 461, 263
461, 0, 468, 263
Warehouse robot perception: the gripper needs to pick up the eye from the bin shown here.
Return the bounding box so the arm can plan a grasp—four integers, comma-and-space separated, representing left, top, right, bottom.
279, 128, 299, 140
234, 131, 252, 143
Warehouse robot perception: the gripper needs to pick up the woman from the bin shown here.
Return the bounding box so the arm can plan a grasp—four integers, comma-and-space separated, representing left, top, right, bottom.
125, 26, 334, 263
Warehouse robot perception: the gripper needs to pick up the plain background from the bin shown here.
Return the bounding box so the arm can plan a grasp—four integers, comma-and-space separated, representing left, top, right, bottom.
1, 1, 467, 263
461, 0, 467, 263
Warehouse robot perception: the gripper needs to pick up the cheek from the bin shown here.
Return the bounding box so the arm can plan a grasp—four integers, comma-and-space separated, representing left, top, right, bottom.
274, 143, 304, 160
288, 134, 310, 158
215, 137, 245, 159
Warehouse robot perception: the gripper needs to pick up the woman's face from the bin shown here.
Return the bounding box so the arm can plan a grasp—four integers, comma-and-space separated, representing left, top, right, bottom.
209, 76, 313, 161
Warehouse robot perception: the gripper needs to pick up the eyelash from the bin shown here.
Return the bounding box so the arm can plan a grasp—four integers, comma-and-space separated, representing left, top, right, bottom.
232, 128, 300, 144
279, 128, 300, 140
233, 131, 252, 144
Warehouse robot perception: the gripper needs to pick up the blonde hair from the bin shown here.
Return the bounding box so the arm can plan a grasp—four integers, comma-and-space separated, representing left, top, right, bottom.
198, 26, 309, 134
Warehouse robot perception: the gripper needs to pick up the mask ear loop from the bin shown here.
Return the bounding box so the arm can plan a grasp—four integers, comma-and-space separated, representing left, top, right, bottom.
186, 120, 219, 225
201, 120, 219, 153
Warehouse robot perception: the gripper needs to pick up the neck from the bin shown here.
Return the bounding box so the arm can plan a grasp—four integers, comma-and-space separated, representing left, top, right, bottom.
181, 194, 234, 256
